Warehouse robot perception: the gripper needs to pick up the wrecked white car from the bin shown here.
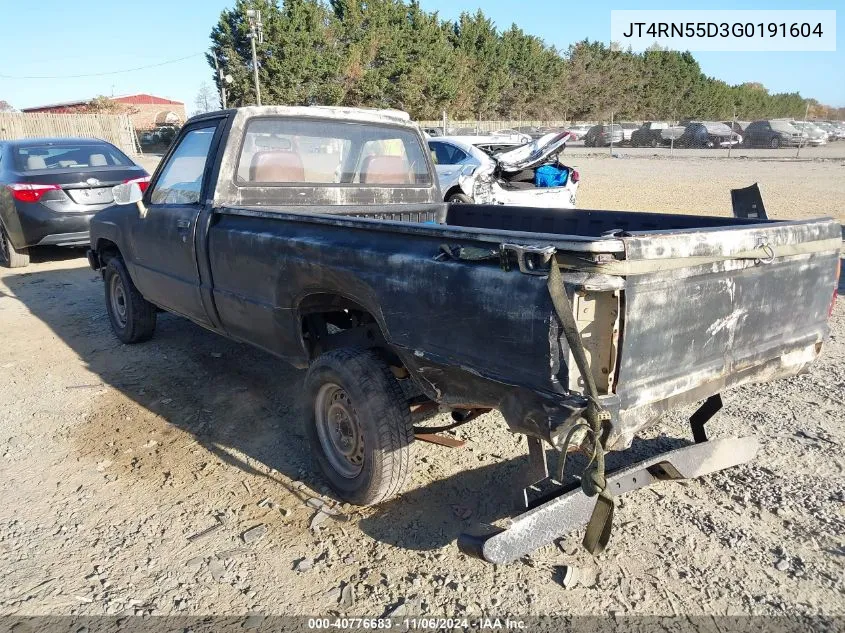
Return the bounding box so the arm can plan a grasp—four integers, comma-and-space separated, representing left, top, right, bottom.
428, 133, 579, 208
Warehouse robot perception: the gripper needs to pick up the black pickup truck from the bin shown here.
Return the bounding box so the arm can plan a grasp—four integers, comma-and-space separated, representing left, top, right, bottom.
88, 106, 841, 564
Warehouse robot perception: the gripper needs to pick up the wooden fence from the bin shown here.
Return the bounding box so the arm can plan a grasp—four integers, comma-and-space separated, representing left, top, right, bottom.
0, 112, 140, 156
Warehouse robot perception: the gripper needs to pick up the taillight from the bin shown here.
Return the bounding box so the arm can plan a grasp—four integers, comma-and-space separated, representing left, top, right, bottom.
6, 183, 61, 203
124, 176, 150, 193
830, 263, 841, 318
571, 170, 580, 183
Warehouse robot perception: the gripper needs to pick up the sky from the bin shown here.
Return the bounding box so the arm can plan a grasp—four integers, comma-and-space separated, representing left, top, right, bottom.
0, 0, 842, 113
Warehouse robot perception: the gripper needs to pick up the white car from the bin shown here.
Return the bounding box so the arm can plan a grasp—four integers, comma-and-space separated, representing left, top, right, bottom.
429, 133, 579, 208
490, 129, 533, 144
790, 121, 828, 146
567, 124, 593, 142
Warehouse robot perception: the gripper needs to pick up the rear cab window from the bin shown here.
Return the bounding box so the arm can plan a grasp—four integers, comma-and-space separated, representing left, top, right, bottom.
236, 117, 431, 186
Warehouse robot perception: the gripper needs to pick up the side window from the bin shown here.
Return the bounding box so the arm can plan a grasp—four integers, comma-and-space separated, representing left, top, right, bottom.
430, 142, 454, 166
449, 145, 469, 163
150, 125, 217, 205
428, 143, 440, 165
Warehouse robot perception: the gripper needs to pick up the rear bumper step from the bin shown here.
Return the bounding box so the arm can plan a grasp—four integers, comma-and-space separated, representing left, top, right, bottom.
457, 436, 760, 564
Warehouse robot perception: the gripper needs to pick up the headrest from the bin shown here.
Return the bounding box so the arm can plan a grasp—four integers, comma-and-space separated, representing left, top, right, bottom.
360, 155, 410, 184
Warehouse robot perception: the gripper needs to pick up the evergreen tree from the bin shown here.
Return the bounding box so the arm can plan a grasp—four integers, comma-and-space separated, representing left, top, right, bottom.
207, 1, 823, 122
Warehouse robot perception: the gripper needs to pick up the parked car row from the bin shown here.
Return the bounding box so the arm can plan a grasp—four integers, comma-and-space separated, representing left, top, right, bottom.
623, 118, 845, 149
429, 119, 845, 149
138, 124, 180, 148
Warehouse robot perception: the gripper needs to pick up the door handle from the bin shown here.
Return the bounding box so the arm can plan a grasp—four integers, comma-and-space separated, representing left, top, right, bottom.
176, 219, 191, 229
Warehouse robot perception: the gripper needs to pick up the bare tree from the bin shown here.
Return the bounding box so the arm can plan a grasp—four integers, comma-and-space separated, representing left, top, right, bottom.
86, 96, 124, 114
0, 100, 14, 112
194, 82, 218, 115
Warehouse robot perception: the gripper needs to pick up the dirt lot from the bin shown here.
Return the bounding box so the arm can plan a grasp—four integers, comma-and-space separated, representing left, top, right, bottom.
1, 155, 843, 621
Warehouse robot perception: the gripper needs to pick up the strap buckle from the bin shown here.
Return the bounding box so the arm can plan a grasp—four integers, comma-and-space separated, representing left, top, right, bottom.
500, 243, 556, 275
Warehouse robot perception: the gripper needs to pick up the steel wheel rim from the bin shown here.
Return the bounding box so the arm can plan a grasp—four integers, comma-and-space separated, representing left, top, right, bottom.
315, 383, 364, 478
109, 273, 128, 328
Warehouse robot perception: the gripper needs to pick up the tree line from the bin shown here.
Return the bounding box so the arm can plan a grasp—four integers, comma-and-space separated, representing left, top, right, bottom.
207, 0, 843, 122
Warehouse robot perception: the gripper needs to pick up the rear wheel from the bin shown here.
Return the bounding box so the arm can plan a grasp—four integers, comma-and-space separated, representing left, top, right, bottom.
104, 257, 156, 344
650, 137, 659, 148
304, 348, 414, 506
446, 192, 474, 204
770, 136, 781, 149
0, 225, 29, 268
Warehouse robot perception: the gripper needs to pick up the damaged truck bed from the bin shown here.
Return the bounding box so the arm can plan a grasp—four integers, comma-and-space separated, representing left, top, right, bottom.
87, 106, 842, 563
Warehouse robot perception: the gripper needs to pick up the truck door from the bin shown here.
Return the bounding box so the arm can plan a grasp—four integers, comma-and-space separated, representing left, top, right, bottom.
128, 119, 224, 325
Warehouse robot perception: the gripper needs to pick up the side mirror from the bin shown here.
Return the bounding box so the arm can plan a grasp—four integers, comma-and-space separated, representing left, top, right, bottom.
112, 182, 143, 205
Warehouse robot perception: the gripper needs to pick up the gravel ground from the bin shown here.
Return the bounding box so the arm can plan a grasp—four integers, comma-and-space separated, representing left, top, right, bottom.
0, 155, 843, 622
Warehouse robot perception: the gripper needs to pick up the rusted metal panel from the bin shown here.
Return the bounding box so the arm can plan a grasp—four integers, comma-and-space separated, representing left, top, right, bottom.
567, 290, 620, 394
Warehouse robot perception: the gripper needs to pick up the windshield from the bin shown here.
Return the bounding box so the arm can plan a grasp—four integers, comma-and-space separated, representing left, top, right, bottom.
14, 142, 132, 171
237, 118, 431, 185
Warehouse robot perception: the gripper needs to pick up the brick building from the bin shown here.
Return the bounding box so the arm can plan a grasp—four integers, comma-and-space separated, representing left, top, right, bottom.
22, 94, 186, 131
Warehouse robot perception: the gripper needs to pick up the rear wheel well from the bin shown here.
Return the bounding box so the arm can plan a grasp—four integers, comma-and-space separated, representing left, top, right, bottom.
96, 239, 122, 267
299, 294, 385, 355
299, 293, 429, 412
444, 185, 469, 201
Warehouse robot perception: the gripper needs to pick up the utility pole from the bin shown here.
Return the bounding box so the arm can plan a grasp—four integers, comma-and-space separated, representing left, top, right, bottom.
246, 9, 263, 106
728, 105, 737, 158
211, 55, 232, 109
796, 101, 810, 159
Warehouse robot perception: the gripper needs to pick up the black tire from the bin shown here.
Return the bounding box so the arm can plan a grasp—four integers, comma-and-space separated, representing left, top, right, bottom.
650, 137, 659, 148
103, 257, 156, 344
446, 192, 474, 204
770, 136, 781, 149
1, 225, 29, 268
304, 348, 414, 506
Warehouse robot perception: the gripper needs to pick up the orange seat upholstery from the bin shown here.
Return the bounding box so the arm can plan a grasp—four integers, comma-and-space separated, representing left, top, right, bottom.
249, 150, 306, 183
360, 155, 411, 184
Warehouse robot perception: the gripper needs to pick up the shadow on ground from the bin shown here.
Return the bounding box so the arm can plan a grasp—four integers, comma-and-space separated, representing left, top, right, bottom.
4, 260, 695, 553
26, 245, 88, 265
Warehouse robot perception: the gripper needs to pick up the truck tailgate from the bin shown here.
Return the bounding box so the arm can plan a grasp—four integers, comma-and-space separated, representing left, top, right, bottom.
611, 218, 840, 436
